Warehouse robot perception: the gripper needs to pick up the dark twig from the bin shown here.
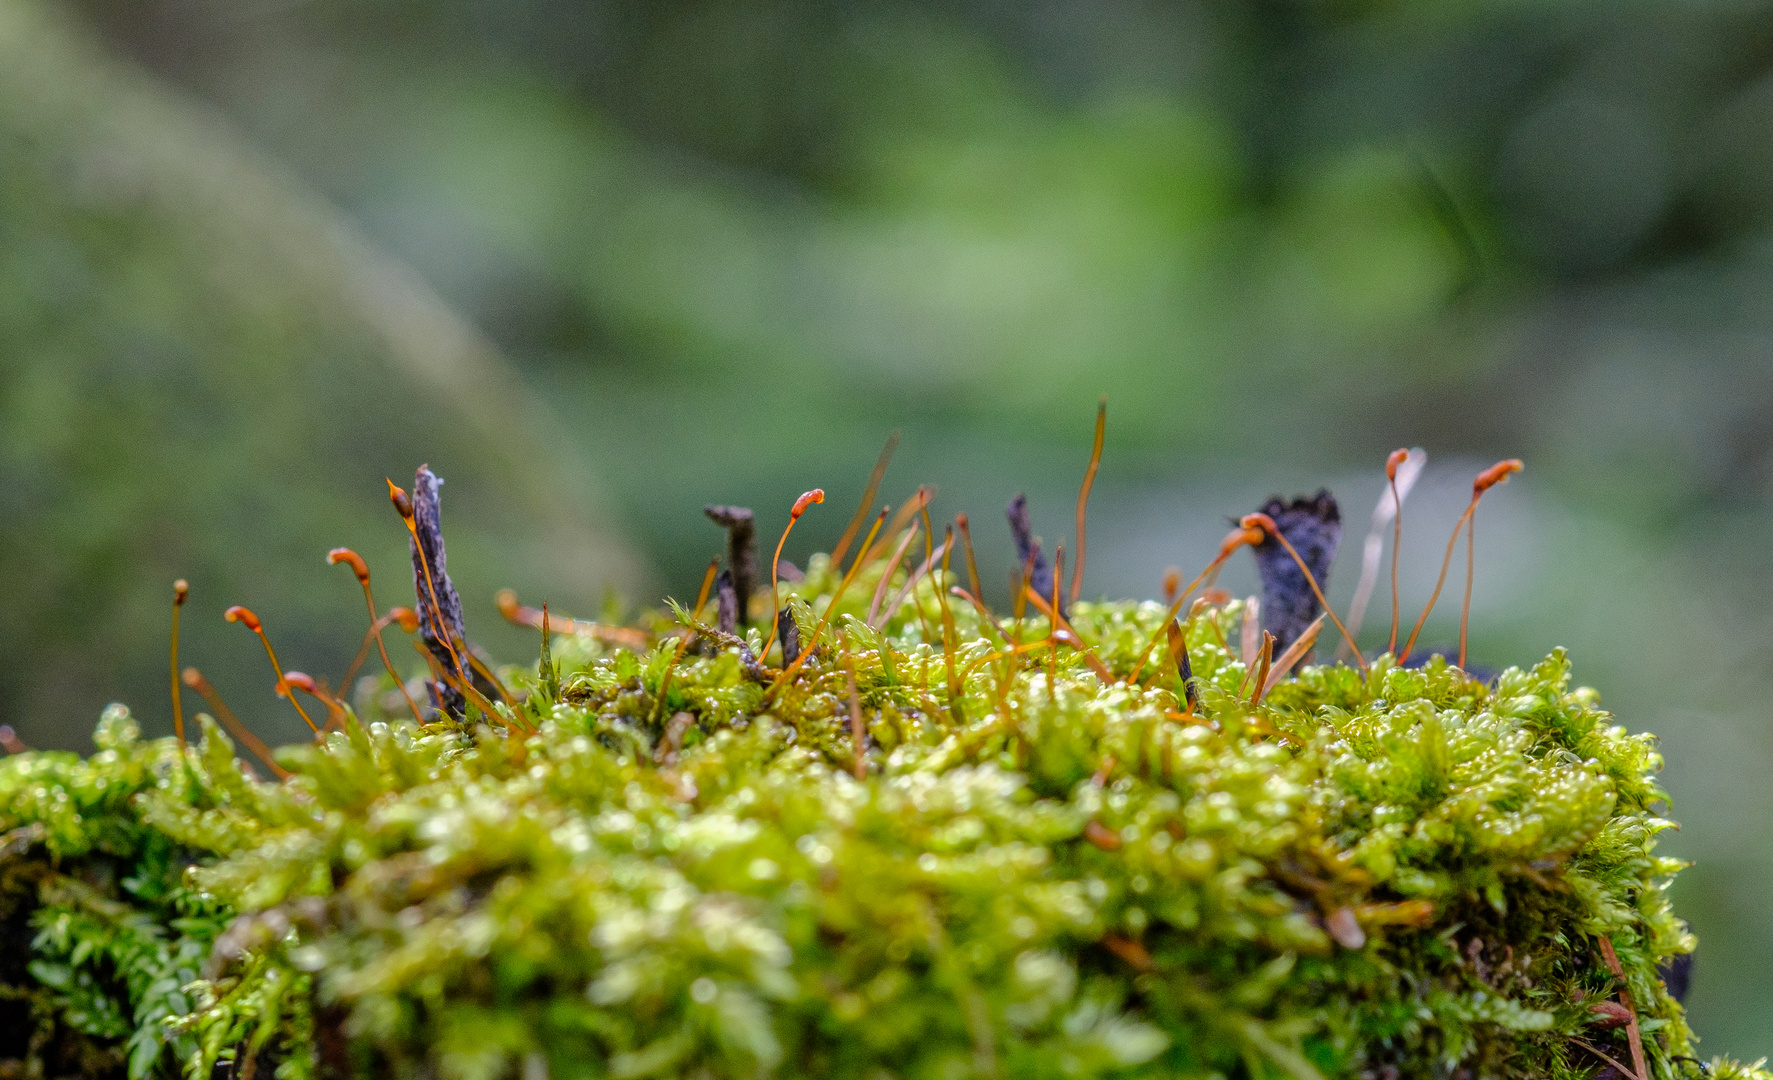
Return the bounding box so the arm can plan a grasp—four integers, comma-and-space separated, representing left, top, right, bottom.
1007, 493, 1064, 621
704, 505, 758, 628
714, 571, 739, 636
1249, 491, 1342, 657
409, 467, 470, 715
776, 606, 803, 666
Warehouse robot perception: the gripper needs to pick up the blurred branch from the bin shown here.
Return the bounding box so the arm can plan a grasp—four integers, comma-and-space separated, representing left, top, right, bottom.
0, 0, 638, 593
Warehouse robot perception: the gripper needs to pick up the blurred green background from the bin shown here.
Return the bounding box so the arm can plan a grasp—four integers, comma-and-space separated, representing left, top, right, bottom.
4, 0, 1773, 1056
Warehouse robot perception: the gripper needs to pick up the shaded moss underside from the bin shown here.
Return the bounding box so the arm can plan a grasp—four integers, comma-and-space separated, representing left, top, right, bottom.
0, 555, 1763, 1080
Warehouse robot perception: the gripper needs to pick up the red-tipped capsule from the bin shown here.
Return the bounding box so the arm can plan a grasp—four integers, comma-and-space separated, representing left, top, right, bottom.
226, 606, 317, 732
1474, 458, 1524, 494
327, 547, 371, 585
1385, 448, 1409, 481
790, 488, 825, 520
279, 671, 319, 697
174, 580, 190, 606
387, 479, 414, 520
388, 607, 420, 633
1215, 524, 1265, 561
1239, 512, 1280, 538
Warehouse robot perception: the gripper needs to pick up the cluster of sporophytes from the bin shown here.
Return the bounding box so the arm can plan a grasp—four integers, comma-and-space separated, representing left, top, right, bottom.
0, 418, 1764, 1080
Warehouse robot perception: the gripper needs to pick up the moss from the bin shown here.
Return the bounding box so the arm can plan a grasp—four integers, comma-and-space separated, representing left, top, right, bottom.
0, 527, 1765, 1080
0, 707, 232, 1080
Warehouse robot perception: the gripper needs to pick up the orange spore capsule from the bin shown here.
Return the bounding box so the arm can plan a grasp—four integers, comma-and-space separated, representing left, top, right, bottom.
1385, 448, 1409, 481
790, 488, 825, 520
330, 541, 423, 723
327, 547, 371, 585
764, 489, 826, 659
1215, 527, 1255, 561
280, 671, 318, 696
170, 579, 191, 748
224, 604, 317, 732
386, 479, 414, 520
1239, 512, 1279, 536
1226, 520, 1270, 555
389, 607, 420, 633
1474, 458, 1524, 493
1400, 456, 1525, 666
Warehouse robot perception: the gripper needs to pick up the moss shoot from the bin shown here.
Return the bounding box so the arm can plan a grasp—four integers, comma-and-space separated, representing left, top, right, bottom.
0, 463, 1762, 1080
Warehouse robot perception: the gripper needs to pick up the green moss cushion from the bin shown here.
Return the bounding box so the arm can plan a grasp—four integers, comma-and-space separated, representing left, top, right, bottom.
0, 556, 1757, 1079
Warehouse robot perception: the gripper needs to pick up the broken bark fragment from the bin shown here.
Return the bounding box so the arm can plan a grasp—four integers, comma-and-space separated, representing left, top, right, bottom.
409, 465, 501, 717
1251, 490, 1341, 655
704, 505, 757, 627
776, 607, 802, 666
1006, 493, 1064, 620
714, 570, 738, 636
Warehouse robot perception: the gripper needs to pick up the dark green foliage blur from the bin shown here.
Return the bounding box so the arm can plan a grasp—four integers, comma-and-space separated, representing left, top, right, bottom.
5, 0, 1773, 1058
